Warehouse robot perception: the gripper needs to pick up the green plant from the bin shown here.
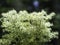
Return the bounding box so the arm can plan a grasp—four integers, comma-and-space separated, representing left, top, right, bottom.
0, 10, 58, 45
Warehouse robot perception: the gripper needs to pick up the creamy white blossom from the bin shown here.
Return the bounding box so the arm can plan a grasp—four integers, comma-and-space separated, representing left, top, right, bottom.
0, 10, 58, 45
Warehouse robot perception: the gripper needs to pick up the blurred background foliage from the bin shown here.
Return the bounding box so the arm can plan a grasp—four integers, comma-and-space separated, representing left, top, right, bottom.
0, 0, 55, 13
0, 0, 60, 45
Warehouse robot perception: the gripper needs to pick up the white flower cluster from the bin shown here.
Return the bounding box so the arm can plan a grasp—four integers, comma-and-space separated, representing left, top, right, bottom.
0, 10, 58, 45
